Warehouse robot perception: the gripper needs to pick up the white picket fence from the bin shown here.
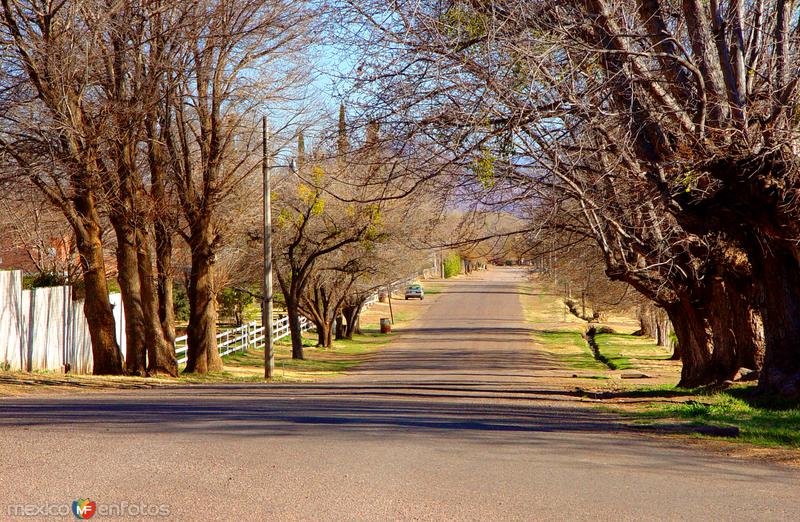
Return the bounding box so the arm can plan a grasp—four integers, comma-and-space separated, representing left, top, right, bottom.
174, 315, 311, 364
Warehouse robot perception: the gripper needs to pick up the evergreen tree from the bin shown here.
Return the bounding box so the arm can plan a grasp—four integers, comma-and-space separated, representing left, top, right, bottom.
337, 103, 349, 156
297, 130, 305, 169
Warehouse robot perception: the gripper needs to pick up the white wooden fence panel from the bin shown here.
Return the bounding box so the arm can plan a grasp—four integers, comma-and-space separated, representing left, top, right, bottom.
0, 270, 125, 374
19, 289, 30, 371
110, 293, 126, 358
28, 286, 70, 371
0, 271, 23, 370
67, 297, 94, 374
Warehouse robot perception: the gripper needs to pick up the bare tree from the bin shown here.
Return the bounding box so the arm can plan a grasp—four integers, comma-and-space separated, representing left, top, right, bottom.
0, 0, 127, 374
160, 0, 313, 373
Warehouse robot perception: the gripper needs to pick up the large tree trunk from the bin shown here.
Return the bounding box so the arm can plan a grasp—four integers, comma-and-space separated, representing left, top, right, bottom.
673, 161, 800, 396
706, 274, 764, 382
637, 304, 658, 338
335, 313, 345, 340
315, 318, 328, 347
751, 241, 800, 397
155, 222, 176, 346
315, 320, 332, 348
287, 297, 305, 360
343, 304, 362, 339
110, 215, 147, 376
325, 320, 334, 348
137, 229, 178, 377
665, 296, 713, 387
147, 112, 176, 348
184, 220, 222, 374
654, 309, 672, 347
74, 194, 124, 375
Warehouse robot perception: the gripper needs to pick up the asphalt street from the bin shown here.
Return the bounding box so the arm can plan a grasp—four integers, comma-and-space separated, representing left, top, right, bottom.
0, 268, 797, 521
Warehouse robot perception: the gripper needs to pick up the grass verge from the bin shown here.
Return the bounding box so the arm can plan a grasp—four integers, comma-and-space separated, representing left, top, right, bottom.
421, 282, 444, 296
594, 333, 672, 371
536, 330, 607, 371
621, 387, 800, 448
519, 282, 607, 372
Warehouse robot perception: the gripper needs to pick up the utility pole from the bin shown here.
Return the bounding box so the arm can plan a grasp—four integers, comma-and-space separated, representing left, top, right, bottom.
262, 116, 274, 379
387, 285, 394, 324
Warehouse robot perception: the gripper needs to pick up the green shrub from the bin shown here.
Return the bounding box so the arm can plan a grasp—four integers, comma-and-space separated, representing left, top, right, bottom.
217, 287, 254, 325
443, 252, 462, 278
23, 272, 67, 289
173, 283, 190, 322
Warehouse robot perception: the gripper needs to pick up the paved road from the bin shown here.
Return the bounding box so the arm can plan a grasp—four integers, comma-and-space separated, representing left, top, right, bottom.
0, 269, 798, 521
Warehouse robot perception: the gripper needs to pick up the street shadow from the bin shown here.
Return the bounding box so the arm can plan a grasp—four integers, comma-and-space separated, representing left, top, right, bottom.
0, 384, 620, 439
0, 383, 634, 456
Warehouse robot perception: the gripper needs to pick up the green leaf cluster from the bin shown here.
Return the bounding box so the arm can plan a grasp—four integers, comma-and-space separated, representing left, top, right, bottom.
217, 287, 254, 325
441, 3, 486, 41
473, 147, 496, 189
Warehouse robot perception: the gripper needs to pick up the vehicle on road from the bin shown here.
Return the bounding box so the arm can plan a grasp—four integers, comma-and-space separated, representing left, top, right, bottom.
404, 284, 424, 300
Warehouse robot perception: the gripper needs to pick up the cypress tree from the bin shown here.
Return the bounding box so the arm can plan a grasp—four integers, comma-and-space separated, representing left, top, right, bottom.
297, 130, 305, 169
337, 103, 348, 156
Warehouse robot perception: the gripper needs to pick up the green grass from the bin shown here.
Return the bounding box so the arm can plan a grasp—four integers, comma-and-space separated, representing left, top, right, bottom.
594, 333, 672, 370
534, 330, 607, 371
614, 383, 698, 398
518, 283, 606, 371
391, 310, 414, 323
241, 301, 262, 322
274, 333, 317, 348
594, 334, 632, 370
634, 390, 800, 448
